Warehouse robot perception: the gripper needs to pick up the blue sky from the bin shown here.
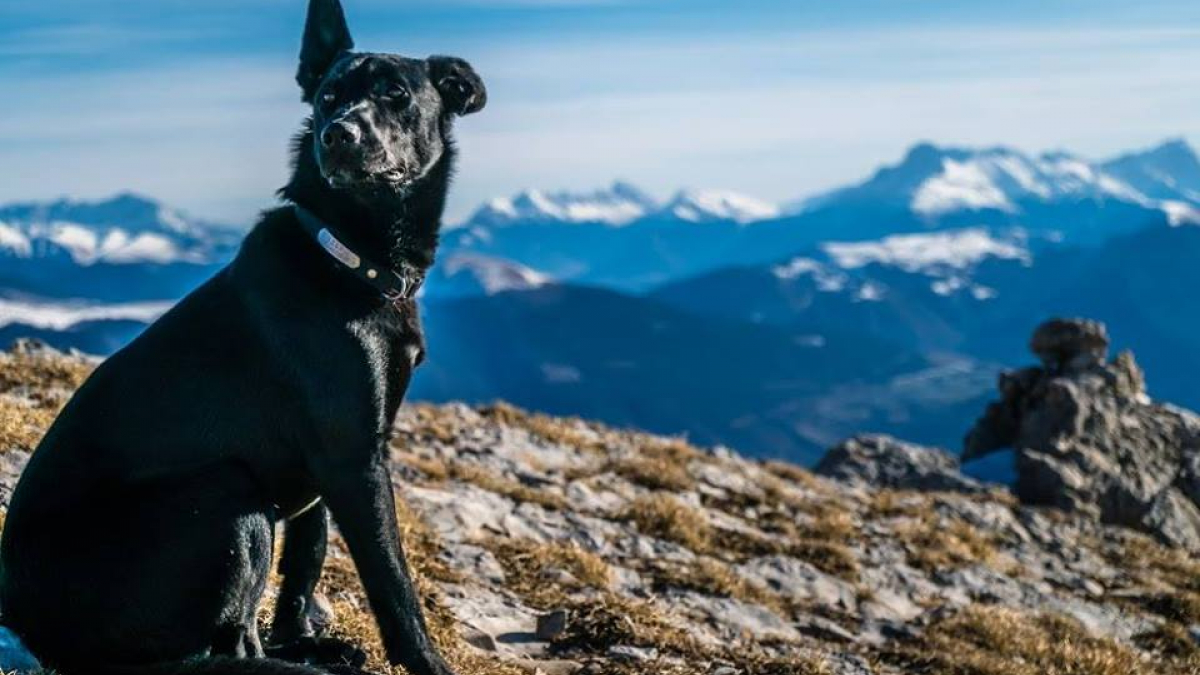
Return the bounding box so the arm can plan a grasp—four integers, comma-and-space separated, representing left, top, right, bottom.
2, 0, 1198, 224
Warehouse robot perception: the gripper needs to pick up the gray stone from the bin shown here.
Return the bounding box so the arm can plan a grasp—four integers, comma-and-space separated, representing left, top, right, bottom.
535, 609, 570, 641
817, 434, 987, 493
606, 645, 658, 662
736, 555, 858, 610
1029, 318, 1109, 372
794, 614, 857, 643
964, 317, 1200, 549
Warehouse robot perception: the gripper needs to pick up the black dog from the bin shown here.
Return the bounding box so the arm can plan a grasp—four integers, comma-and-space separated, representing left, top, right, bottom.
0, 1, 484, 674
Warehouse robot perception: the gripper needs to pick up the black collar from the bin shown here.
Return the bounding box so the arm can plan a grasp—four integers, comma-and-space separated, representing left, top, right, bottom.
293, 204, 424, 306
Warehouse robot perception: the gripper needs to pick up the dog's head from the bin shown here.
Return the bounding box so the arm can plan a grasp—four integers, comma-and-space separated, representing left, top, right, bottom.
296, 0, 486, 192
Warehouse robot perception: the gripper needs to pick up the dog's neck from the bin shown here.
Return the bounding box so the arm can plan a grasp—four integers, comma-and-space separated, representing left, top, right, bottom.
278, 125, 452, 272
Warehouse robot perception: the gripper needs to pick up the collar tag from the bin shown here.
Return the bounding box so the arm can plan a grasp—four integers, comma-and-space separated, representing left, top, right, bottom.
317, 229, 361, 270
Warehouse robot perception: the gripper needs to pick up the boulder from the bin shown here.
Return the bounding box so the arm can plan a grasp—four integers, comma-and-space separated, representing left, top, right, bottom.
964, 317, 1200, 549
816, 434, 987, 493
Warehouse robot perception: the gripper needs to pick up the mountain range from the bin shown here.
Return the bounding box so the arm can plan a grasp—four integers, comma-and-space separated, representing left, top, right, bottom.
3, 137, 1198, 463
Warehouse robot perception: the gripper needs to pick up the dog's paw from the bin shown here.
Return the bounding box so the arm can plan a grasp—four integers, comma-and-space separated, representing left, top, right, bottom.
266, 636, 367, 668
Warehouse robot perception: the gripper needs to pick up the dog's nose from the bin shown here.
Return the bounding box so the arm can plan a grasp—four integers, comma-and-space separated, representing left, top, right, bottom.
320, 121, 361, 149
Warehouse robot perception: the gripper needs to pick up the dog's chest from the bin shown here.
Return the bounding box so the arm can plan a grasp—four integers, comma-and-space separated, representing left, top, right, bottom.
348, 306, 424, 431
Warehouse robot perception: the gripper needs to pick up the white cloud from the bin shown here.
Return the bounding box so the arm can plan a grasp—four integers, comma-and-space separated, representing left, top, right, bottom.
0, 298, 173, 330
0, 25, 1197, 225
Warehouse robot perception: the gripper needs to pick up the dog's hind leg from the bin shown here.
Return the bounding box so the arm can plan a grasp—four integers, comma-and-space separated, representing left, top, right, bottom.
3, 463, 276, 672
267, 504, 366, 669
270, 503, 329, 645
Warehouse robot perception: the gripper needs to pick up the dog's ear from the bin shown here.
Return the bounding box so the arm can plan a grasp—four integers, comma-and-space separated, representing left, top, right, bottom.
297, 0, 355, 103
427, 56, 487, 117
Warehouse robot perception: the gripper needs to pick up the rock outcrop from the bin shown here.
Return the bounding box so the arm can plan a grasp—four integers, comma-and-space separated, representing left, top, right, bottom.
1, 342, 1199, 674
965, 317, 1200, 549
816, 435, 988, 494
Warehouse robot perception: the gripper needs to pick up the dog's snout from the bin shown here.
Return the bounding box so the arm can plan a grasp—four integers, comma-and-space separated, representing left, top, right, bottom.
320, 121, 362, 149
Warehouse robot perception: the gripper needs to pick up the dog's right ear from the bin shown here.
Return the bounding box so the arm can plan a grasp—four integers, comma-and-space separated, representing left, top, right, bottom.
297, 0, 355, 103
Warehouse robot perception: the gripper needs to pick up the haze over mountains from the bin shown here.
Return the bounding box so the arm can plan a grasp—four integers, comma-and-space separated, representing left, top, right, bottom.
3, 138, 1198, 463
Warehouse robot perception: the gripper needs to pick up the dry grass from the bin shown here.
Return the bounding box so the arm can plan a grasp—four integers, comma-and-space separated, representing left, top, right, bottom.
480, 402, 609, 454
1134, 623, 1200, 664
552, 594, 830, 675
403, 405, 463, 445
486, 538, 612, 608
483, 537, 828, 674
621, 489, 860, 581
0, 351, 92, 392
611, 455, 695, 492
865, 489, 929, 519
621, 493, 713, 552
548, 594, 695, 656
762, 460, 825, 492
0, 397, 57, 452
319, 499, 529, 675
444, 460, 568, 511
0, 350, 92, 453
1129, 591, 1200, 624
896, 514, 999, 572
395, 452, 451, 482
882, 605, 1184, 675
709, 524, 860, 582
639, 436, 707, 466
643, 556, 786, 615
567, 434, 705, 492
1112, 533, 1200, 592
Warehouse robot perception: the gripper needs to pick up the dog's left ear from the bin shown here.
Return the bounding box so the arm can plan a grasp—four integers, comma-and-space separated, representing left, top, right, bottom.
297, 0, 355, 103
428, 56, 487, 117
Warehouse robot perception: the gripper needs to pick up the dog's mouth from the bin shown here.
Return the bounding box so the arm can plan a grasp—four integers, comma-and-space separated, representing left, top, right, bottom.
321, 164, 409, 190
317, 147, 410, 190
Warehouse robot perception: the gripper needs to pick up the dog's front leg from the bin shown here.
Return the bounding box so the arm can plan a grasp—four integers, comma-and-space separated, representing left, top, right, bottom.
270, 502, 329, 644
319, 458, 457, 675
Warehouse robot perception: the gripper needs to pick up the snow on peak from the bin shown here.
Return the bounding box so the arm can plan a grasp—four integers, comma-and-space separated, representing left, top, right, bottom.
441, 253, 553, 295
771, 257, 847, 292
665, 190, 780, 224
911, 159, 1017, 216
0, 223, 32, 257
1101, 138, 1200, 204
823, 228, 1029, 272
0, 193, 231, 265
1162, 201, 1200, 227
30, 222, 190, 266
908, 147, 1149, 217
805, 141, 1200, 220
468, 182, 658, 227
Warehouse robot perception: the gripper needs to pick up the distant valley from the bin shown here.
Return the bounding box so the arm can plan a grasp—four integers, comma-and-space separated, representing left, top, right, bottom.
3, 138, 1199, 464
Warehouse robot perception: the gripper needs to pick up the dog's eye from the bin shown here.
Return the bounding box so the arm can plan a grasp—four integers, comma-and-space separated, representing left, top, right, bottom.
319, 91, 337, 112
375, 81, 411, 104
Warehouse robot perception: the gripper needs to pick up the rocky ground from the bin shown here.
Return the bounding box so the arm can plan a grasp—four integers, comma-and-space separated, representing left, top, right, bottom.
1, 327, 1200, 675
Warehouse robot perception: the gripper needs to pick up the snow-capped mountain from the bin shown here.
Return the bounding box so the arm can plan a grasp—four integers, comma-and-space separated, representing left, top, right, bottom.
664, 190, 780, 224
796, 140, 1200, 226
426, 253, 553, 298
0, 193, 238, 266
818, 228, 1029, 274
0, 193, 236, 304
463, 182, 659, 228
461, 182, 781, 229
1100, 139, 1200, 225
1101, 138, 1200, 204
765, 228, 1032, 304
